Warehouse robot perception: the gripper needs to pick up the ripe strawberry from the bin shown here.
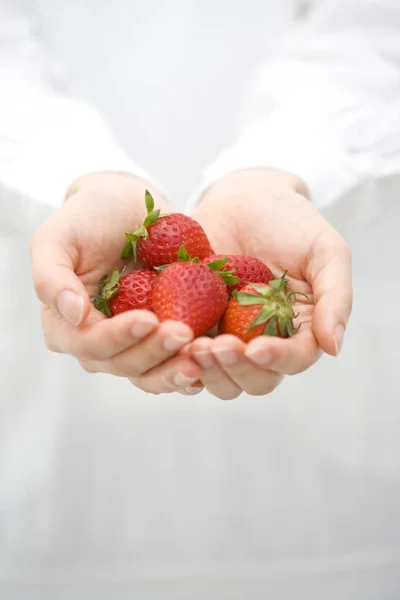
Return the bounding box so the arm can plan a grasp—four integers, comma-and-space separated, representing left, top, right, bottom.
152, 261, 228, 337
219, 274, 301, 342
202, 254, 274, 295
122, 190, 213, 269
94, 268, 158, 317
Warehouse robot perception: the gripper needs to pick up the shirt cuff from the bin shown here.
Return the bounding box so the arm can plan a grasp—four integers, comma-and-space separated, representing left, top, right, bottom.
186, 108, 369, 214
0, 95, 161, 212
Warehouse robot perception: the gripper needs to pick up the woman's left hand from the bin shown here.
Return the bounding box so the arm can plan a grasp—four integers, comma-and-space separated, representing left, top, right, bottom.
182, 168, 353, 400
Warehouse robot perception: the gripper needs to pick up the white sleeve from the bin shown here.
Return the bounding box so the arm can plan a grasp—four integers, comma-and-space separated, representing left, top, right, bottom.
0, 7, 153, 218
188, 0, 400, 212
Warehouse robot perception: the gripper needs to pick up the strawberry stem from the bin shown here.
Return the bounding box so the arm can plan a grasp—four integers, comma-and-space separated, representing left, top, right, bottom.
121, 190, 168, 261
93, 267, 125, 317
235, 272, 302, 338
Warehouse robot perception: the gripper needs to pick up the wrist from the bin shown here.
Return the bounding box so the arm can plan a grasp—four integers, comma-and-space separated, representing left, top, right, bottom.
63, 171, 172, 236
66, 170, 165, 200
199, 168, 309, 209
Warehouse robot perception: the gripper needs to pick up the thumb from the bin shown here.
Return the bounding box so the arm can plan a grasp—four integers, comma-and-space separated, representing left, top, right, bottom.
310, 235, 353, 356
30, 228, 91, 326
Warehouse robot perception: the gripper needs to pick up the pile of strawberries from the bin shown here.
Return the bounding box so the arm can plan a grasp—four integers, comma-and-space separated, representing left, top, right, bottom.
94, 191, 301, 341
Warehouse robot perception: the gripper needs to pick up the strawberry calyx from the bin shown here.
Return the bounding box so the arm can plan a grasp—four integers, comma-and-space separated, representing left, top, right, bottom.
233, 272, 305, 337
93, 267, 125, 317
154, 245, 198, 272
155, 246, 239, 285
122, 190, 167, 261
205, 257, 239, 285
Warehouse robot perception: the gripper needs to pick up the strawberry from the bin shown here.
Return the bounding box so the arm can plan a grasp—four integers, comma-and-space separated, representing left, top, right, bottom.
122, 190, 213, 269
219, 274, 302, 342
94, 268, 158, 317
152, 261, 228, 337
202, 254, 274, 295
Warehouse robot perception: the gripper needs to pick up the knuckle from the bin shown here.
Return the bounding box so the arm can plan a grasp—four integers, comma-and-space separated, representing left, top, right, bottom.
43, 334, 61, 354
128, 376, 142, 389
106, 356, 142, 378
129, 377, 160, 395
161, 380, 176, 393
79, 360, 98, 374
248, 373, 285, 393
217, 389, 242, 401
126, 361, 145, 378
151, 345, 171, 363
288, 362, 308, 375
102, 362, 127, 377
247, 385, 274, 396
77, 342, 102, 362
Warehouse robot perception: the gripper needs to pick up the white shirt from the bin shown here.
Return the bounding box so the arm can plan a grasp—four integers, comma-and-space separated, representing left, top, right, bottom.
1, 1, 400, 598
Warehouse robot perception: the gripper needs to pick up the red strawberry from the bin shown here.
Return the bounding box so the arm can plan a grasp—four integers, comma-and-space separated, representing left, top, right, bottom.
122, 190, 213, 269
219, 274, 301, 342
94, 269, 158, 317
203, 254, 274, 295
152, 261, 228, 337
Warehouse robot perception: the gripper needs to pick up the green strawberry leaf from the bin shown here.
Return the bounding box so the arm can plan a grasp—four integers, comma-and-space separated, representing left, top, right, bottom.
287, 290, 309, 304
288, 321, 301, 336
104, 286, 120, 301
235, 292, 268, 306
107, 268, 120, 289
247, 305, 275, 330
264, 316, 278, 336
145, 189, 155, 214
206, 258, 238, 284
125, 232, 138, 241
121, 241, 134, 259
278, 320, 287, 338
124, 231, 142, 261
93, 296, 113, 318
178, 245, 192, 262
154, 264, 168, 273
248, 283, 271, 295
268, 278, 284, 293
207, 257, 228, 271
218, 271, 239, 285
144, 209, 161, 227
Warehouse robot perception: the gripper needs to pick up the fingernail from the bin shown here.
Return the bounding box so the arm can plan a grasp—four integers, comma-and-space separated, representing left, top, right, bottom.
173, 373, 199, 387
163, 335, 192, 352
193, 351, 214, 369
183, 386, 203, 395
212, 347, 238, 367
131, 319, 157, 339
57, 290, 84, 326
334, 323, 345, 356
245, 345, 273, 366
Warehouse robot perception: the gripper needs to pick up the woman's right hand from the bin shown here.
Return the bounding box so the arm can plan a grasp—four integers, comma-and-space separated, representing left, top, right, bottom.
30, 172, 203, 396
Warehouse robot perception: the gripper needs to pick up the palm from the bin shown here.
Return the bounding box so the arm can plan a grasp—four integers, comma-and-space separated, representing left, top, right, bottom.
192, 191, 322, 351
65, 192, 143, 298
41, 180, 169, 329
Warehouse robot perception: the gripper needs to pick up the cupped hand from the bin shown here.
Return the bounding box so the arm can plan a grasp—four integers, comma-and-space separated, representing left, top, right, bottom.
30, 172, 203, 395
185, 168, 353, 399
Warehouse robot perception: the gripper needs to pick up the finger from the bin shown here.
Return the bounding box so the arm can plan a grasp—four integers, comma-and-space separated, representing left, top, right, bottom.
129, 356, 203, 395
75, 310, 160, 359
30, 223, 90, 326
42, 305, 160, 359
210, 335, 284, 395
102, 320, 194, 378
188, 338, 242, 400
244, 324, 322, 375
307, 232, 353, 356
